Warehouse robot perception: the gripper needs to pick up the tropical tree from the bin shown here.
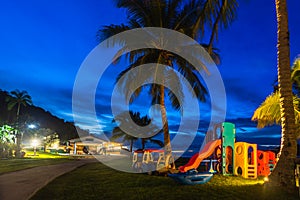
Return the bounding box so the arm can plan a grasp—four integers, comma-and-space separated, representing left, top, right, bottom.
254, 0, 297, 190
252, 91, 300, 135
112, 111, 163, 152
6, 89, 32, 157
0, 124, 15, 143
112, 126, 137, 152
0, 124, 16, 158
98, 0, 238, 164
205, 0, 238, 56
252, 58, 300, 129
269, 0, 298, 189
43, 131, 60, 152
291, 57, 300, 96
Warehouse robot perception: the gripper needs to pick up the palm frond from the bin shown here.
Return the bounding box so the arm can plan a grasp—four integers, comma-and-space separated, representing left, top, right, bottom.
291, 58, 300, 90
252, 91, 300, 128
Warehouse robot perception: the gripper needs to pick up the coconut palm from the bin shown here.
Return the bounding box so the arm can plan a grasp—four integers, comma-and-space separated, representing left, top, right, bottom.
112, 126, 138, 152
112, 111, 163, 152
205, 0, 238, 55
253, 0, 297, 189
269, 0, 297, 189
98, 0, 238, 164
291, 57, 300, 96
6, 89, 32, 157
252, 58, 300, 129
252, 91, 300, 133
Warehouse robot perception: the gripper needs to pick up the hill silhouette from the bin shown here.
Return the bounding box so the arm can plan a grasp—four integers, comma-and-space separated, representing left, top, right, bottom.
0, 89, 88, 142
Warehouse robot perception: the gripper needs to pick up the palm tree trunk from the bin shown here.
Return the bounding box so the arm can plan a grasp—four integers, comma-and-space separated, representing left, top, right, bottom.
130, 138, 133, 152
159, 85, 172, 159
141, 138, 145, 149
268, 0, 297, 190
15, 102, 22, 158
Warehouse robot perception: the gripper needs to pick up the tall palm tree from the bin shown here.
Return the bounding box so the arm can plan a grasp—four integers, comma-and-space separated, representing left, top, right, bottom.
111, 126, 138, 152
204, 0, 238, 55
112, 111, 163, 152
98, 0, 238, 164
291, 57, 300, 96
267, 0, 297, 189
252, 91, 300, 134
6, 89, 32, 157
252, 58, 300, 130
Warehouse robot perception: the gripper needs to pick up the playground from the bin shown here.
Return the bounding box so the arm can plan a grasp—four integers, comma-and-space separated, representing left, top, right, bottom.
1, 122, 299, 199
31, 160, 299, 200
132, 122, 296, 186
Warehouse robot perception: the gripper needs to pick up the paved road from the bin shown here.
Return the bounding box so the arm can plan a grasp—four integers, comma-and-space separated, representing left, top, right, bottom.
0, 159, 97, 200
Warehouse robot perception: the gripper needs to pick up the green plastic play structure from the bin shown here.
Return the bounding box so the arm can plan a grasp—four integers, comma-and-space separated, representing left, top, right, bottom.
221, 122, 235, 175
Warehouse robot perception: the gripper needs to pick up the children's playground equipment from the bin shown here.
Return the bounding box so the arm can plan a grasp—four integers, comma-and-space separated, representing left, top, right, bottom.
168, 169, 213, 185
220, 122, 235, 175
234, 142, 257, 179
171, 122, 277, 184
133, 122, 279, 185
178, 139, 221, 173
179, 122, 236, 176
132, 149, 174, 174
256, 150, 276, 177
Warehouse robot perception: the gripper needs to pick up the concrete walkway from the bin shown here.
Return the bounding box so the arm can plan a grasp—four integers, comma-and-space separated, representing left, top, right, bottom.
0, 159, 97, 200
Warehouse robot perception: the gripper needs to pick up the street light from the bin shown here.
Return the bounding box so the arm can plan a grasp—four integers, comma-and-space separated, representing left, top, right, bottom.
31, 139, 39, 156
28, 124, 38, 156
28, 124, 36, 129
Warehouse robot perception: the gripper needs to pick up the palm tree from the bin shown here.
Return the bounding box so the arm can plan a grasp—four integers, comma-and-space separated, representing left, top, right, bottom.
252, 91, 300, 134
269, 0, 298, 189
111, 126, 138, 152
204, 0, 238, 56
6, 89, 32, 157
252, 58, 300, 129
257, 0, 297, 189
112, 111, 163, 152
98, 0, 238, 164
291, 57, 300, 96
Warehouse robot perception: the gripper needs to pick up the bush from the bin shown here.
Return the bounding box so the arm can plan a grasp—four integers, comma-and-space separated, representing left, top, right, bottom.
0, 142, 16, 158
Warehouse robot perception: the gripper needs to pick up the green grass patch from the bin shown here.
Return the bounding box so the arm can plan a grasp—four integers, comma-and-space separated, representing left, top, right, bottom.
24, 150, 69, 159
0, 150, 71, 174
31, 162, 299, 200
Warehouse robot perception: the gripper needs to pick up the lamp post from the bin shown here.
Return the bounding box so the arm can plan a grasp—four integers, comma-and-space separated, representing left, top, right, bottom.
31, 139, 38, 156
28, 124, 38, 156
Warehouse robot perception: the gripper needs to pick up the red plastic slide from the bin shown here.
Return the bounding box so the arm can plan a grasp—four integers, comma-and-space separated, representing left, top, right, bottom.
179, 139, 221, 173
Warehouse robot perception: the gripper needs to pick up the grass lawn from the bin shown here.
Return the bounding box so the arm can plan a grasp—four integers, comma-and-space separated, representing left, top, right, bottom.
31, 161, 299, 200
23, 150, 69, 159
0, 150, 71, 174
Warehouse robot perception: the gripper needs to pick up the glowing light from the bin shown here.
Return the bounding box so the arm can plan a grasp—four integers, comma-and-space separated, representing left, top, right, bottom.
264, 177, 269, 182
28, 124, 36, 129
52, 143, 59, 149
31, 139, 39, 147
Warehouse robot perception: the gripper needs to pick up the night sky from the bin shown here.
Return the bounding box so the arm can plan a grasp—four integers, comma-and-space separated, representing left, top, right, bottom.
1, 0, 300, 148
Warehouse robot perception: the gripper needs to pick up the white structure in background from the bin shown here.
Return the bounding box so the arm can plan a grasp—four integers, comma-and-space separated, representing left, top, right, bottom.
68, 135, 121, 155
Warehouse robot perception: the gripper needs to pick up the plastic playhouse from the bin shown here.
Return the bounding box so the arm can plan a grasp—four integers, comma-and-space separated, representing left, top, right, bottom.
132, 149, 174, 174
169, 122, 277, 184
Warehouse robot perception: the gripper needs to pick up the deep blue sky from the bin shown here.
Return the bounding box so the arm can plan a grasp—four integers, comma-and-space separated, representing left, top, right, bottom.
0, 0, 300, 146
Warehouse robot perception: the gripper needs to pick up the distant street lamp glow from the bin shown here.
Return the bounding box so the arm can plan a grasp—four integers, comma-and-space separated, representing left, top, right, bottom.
31, 139, 38, 147
28, 124, 36, 129
31, 139, 39, 156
